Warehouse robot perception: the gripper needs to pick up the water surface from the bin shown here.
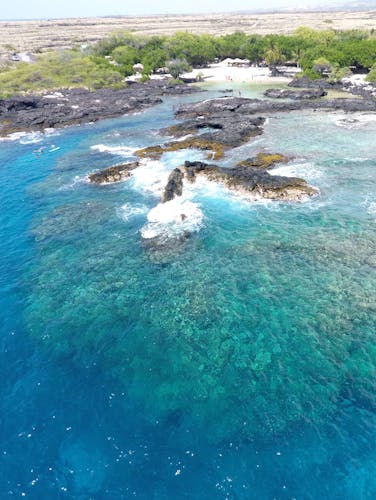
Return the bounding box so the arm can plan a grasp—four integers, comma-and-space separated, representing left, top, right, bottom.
1, 85, 376, 498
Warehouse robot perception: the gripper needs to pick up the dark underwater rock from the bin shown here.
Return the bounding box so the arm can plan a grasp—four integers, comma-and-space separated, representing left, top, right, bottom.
88, 161, 139, 184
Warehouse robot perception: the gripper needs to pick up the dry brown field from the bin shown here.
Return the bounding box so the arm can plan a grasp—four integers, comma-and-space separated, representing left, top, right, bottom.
1, 11, 375, 53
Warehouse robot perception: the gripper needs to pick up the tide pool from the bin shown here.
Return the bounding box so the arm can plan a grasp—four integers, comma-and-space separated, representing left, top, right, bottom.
1, 86, 376, 499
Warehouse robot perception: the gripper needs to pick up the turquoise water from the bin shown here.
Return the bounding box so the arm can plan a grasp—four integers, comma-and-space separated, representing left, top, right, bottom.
1, 85, 376, 498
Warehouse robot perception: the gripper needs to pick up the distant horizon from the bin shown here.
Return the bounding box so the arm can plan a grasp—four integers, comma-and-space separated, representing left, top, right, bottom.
0, 0, 373, 22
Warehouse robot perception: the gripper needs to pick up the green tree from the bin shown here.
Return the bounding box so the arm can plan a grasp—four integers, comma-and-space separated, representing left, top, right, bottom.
166, 58, 192, 79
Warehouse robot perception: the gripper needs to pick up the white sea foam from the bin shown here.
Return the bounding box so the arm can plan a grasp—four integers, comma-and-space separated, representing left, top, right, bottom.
174, 134, 194, 142
141, 198, 204, 240
333, 113, 376, 129
367, 202, 376, 216
20, 132, 45, 145
271, 161, 322, 180
58, 175, 88, 191
90, 144, 137, 156
0, 131, 28, 142
117, 203, 148, 221
362, 196, 376, 218
130, 159, 171, 197
0, 128, 59, 144
343, 157, 370, 163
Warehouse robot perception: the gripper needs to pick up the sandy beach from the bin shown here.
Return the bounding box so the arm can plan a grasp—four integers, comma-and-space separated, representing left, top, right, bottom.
181, 62, 298, 84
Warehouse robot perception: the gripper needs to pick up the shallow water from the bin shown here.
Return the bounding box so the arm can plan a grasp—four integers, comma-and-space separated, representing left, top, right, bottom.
1, 84, 376, 499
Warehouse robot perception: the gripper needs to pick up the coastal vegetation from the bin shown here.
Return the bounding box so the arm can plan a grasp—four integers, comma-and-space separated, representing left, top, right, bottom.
0, 28, 375, 97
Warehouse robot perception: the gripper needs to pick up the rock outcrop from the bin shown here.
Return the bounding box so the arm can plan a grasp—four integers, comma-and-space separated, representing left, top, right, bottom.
160, 160, 318, 203
162, 168, 184, 202
237, 152, 291, 169
88, 161, 139, 184
288, 77, 341, 90
182, 161, 318, 201
264, 88, 327, 99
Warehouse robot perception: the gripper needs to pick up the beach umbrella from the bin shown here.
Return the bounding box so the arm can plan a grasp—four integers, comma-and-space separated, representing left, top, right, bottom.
133, 63, 144, 72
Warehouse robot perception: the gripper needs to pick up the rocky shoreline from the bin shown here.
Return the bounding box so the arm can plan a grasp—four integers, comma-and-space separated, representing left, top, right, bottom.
0, 80, 202, 137
175, 94, 376, 120
1, 77, 375, 138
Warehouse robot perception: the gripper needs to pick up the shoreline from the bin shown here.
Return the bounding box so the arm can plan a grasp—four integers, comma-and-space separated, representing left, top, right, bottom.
1, 69, 375, 138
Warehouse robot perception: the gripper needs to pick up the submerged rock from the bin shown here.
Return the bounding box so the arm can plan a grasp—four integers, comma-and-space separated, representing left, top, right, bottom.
88, 161, 139, 184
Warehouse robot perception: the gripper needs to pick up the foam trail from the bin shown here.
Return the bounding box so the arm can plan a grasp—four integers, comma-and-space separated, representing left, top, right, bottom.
91, 144, 137, 156
117, 203, 148, 221
0, 128, 59, 143
58, 175, 88, 191
271, 161, 322, 181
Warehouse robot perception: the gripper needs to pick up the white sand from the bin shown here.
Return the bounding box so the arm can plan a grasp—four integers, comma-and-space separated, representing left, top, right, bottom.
128, 61, 298, 84
181, 62, 297, 84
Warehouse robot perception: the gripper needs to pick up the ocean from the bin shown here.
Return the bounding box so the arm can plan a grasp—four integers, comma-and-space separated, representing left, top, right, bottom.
1, 84, 375, 499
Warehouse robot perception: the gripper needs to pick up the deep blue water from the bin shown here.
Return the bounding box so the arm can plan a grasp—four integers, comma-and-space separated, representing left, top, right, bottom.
1, 85, 376, 499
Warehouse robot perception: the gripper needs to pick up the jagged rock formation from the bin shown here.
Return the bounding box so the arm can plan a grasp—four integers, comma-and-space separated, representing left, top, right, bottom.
88, 161, 139, 184
161, 168, 184, 202
161, 159, 318, 203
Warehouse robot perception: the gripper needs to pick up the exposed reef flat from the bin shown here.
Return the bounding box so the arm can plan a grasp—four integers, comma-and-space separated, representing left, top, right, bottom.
0, 80, 202, 137
264, 88, 327, 99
